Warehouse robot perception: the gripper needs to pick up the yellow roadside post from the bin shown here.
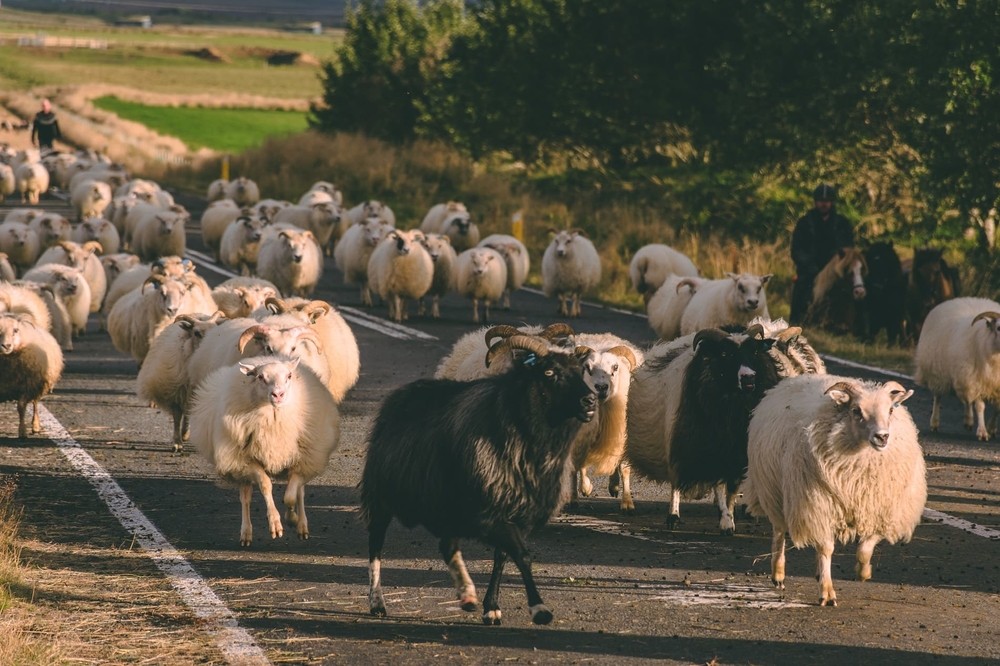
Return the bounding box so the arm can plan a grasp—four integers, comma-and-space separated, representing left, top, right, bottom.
221, 155, 230, 182
511, 210, 524, 242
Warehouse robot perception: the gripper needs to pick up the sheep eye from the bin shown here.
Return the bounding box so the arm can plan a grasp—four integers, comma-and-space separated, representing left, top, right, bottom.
286, 373, 292, 381
544, 369, 555, 377
852, 407, 863, 419
612, 364, 619, 373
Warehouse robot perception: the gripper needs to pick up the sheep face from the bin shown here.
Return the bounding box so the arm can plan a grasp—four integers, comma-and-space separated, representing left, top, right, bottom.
238, 358, 300, 408
444, 211, 473, 236
551, 230, 580, 258
421, 233, 451, 261
510, 349, 597, 425
825, 380, 914, 450
238, 216, 265, 243
145, 278, 191, 318
467, 247, 500, 276
726, 272, 772, 313
582, 351, 623, 401
0, 315, 25, 354
363, 218, 391, 247
972, 311, 1000, 349
693, 328, 778, 394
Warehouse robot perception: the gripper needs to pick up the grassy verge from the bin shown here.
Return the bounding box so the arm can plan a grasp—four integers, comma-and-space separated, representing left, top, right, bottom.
93, 95, 309, 152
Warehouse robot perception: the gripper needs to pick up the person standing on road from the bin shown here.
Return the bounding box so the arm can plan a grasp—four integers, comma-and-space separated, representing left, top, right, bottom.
30, 98, 61, 151
789, 183, 855, 324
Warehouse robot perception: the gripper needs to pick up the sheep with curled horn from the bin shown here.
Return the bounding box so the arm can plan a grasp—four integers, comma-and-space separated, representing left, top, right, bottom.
434, 322, 576, 381
361, 333, 597, 626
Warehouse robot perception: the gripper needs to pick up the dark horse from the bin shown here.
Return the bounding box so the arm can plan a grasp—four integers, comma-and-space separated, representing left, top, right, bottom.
805, 247, 868, 337
863, 241, 906, 345
903, 248, 961, 342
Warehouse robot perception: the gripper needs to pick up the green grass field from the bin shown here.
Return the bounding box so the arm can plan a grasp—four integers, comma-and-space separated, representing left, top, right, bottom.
93, 95, 310, 152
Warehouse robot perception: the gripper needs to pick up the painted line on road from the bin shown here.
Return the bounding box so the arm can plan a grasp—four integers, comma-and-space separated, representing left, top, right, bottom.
183, 252, 436, 342
39, 405, 271, 666
521, 286, 646, 318
922, 508, 1000, 540
821, 354, 914, 381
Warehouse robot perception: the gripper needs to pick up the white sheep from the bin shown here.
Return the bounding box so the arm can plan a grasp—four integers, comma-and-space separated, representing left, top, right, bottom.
206, 178, 228, 202
299, 181, 343, 206
105, 194, 142, 239
123, 202, 187, 252
0, 252, 14, 282
252, 199, 292, 224
28, 213, 72, 250
14, 162, 49, 205
199, 199, 242, 259
100, 252, 141, 294
0, 282, 53, 336
367, 229, 433, 322
273, 202, 342, 253
73, 216, 121, 255
101, 256, 194, 321
0, 313, 64, 439
211, 277, 280, 319
541, 230, 602, 317
190, 356, 340, 545
333, 216, 393, 307
420, 201, 479, 251
70, 179, 113, 222
21, 264, 92, 338
628, 243, 699, 302
256, 227, 324, 298
0, 221, 41, 273
138, 311, 226, 451
646, 275, 705, 341
678, 272, 772, 335
225, 177, 261, 207
478, 233, 530, 309
344, 199, 396, 230
2, 209, 42, 225
418, 233, 457, 318
914, 297, 1000, 441
10, 280, 72, 351
219, 213, 268, 276
744, 375, 925, 606
131, 209, 188, 263
0, 163, 15, 203
107, 275, 203, 366
34, 240, 106, 314
454, 246, 507, 323
257, 296, 361, 403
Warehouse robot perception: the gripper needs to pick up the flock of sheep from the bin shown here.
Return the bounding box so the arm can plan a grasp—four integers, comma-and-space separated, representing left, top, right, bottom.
1, 144, 998, 625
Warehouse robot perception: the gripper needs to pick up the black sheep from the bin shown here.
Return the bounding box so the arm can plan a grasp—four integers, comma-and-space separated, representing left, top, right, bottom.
360, 335, 596, 626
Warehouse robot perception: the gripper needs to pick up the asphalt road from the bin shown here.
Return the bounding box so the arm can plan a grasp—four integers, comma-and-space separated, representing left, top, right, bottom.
1, 190, 998, 665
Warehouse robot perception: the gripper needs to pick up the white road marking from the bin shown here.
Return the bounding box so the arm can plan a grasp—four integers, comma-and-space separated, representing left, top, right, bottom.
820, 354, 914, 381
922, 508, 1000, 540
183, 253, 436, 341
39, 406, 271, 666
521, 286, 646, 318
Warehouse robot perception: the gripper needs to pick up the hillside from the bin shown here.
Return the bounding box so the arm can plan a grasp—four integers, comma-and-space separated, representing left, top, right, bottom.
1, 0, 348, 26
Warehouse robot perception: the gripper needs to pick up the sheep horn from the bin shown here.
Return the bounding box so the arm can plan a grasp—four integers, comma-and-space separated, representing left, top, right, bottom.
238, 324, 270, 353
289, 327, 323, 353
141, 275, 165, 293
82, 240, 103, 255
606, 345, 638, 371
971, 311, 1000, 326
539, 323, 575, 340
303, 301, 331, 323
824, 381, 861, 402
174, 314, 199, 330
745, 323, 766, 340
483, 325, 521, 345
264, 296, 287, 314
775, 326, 803, 342
675, 278, 700, 294
485, 334, 551, 368
575, 345, 595, 358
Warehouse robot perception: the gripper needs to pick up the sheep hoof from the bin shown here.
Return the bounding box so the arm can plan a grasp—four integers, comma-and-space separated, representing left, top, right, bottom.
370, 603, 387, 618
820, 597, 837, 607
530, 605, 553, 625
459, 594, 478, 612
620, 504, 635, 514
720, 527, 735, 536
665, 515, 680, 530
172, 443, 183, 453
482, 610, 502, 625
771, 578, 784, 590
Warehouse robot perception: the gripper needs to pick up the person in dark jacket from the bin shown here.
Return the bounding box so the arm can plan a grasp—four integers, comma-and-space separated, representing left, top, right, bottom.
789, 183, 855, 324
30, 99, 61, 150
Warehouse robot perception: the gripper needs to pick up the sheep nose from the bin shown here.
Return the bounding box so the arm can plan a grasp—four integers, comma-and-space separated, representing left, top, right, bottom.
870, 431, 889, 448
854, 287, 867, 299
292, 254, 303, 263
594, 383, 609, 399
557, 249, 566, 257
165, 305, 178, 316
746, 299, 758, 309
270, 390, 285, 404
0, 344, 13, 354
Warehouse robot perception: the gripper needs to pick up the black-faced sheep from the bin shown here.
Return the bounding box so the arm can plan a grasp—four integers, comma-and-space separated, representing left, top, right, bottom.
420, 201, 479, 252
361, 335, 597, 625
914, 297, 1000, 441
0, 313, 64, 439
191, 356, 340, 545
744, 375, 925, 606
541, 230, 601, 318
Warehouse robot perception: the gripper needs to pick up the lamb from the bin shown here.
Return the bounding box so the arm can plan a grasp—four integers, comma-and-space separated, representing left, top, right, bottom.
541, 230, 602, 318
73, 216, 121, 255
107, 275, 204, 365
453, 246, 507, 323
0, 163, 15, 203
624, 322, 814, 530
199, 199, 242, 259
131, 209, 188, 263
646, 274, 705, 341
28, 213, 72, 250
361, 335, 597, 625
219, 213, 268, 276
257, 296, 361, 403
273, 202, 342, 254
0, 221, 40, 274
256, 227, 324, 298
418, 233, 457, 318
0, 313, 64, 439
211, 277, 280, 319
333, 216, 393, 306
14, 161, 49, 205
743, 375, 925, 606
629, 243, 699, 302
434, 323, 576, 382
478, 234, 530, 309
678, 272, 772, 335
35, 241, 106, 314
70, 179, 113, 222
367, 229, 433, 322
190, 356, 340, 545
20, 264, 92, 337
420, 201, 479, 251
225, 176, 261, 207
914, 297, 1000, 441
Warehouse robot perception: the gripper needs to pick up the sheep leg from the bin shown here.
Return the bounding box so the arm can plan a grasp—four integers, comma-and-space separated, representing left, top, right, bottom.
239, 483, 254, 547
283, 473, 308, 540
572, 293, 582, 318
432, 295, 441, 319
484, 299, 492, 324
171, 408, 184, 452
963, 401, 975, 431
930, 394, 941, 432
481, 547, 507, 626
249, 465, 283, 540
714, 483, 737, 535
361, 285, 372, 307
815, 540, 837, 607
617, 462, 635, 513
417, 297, 426, 317
367, 511, 391, 618
579, 468, 593, 497
490, 524, 552, 625
502, 289, 511, 310
557, 294, 568, 316
440, 538, 478, 611
770, 529, 786, 589
666, 488, 681, 528
973, 399, 990, 441
855, 535, 881, 581
472, 298, 480, 323
16, 399, 29, 439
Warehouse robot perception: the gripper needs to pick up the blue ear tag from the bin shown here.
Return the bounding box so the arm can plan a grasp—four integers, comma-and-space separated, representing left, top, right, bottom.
523, 353, 538, 367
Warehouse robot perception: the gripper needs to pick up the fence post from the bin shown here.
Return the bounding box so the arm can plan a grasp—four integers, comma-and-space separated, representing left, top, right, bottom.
221, 155, 230, 182
511, 209, 524, 242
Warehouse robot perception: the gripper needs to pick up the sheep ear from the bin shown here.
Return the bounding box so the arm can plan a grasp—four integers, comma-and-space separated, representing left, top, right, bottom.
884, 381, 914, 405
238, 362, 256, 377
287, 357, 300, 372
760, 273, 773, 284
824, 381, 857, 405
